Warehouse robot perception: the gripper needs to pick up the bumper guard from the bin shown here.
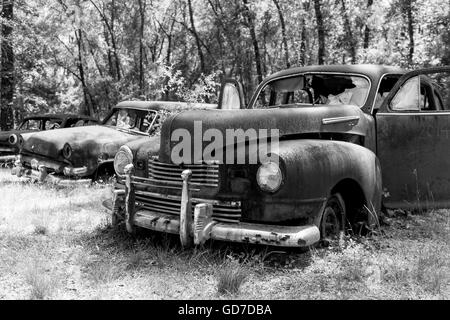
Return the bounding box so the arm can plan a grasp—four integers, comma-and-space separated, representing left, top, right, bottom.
125, 165, 320, 248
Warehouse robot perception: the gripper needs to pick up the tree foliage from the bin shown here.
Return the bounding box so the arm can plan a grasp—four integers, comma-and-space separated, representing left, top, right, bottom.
0, 0, 449, 122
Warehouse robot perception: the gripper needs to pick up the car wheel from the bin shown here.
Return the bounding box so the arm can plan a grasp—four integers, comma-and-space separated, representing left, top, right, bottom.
320, 194, 346, 242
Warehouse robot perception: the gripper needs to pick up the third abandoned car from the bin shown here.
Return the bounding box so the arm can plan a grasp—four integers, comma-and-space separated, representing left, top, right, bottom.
111, 65, 450, 248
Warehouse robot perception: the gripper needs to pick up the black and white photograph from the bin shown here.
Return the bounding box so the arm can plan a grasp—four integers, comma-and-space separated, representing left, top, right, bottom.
0, 0, 449, 304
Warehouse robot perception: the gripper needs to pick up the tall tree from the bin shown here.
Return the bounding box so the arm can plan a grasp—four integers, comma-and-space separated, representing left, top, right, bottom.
241, 0, 263, 85
340, 0, 357, 63
313, 0, 325, 65
138, 0, 145, 96
400, 0, 415, 65
187, 0, 205, 74
272, 0, 290, 68
0, 0, 14, 130
363, 0, 374, 49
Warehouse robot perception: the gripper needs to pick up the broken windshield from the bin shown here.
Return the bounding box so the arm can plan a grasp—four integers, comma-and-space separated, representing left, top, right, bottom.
253, 73, 370, 109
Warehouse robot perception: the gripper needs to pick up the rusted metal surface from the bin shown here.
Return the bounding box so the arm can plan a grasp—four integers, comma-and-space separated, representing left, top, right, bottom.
180, 170, 194, 247
158, 105, 370, 164
115, 65, 450, 248
132, 208, 320, 247
0, 114, 98, 165
376, 67, 450, 209
125, 164, 136, 234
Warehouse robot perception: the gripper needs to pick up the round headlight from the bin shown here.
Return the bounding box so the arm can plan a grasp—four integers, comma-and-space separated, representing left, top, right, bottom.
256, 161, 283, 193
8, 134, 18, 145
114, 146, 133, 177
62, 143, 73, 159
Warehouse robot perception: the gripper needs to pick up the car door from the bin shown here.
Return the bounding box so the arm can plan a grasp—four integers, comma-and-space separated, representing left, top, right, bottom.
376, 67, 450, 209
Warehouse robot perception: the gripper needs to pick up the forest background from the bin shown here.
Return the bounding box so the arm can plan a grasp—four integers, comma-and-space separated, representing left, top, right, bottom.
0, 0, 449, 129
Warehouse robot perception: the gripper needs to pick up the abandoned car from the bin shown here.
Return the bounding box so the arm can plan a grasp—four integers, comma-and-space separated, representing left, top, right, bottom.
110, 65, 450, 248
0, 114, 98, 165
12, 101, 216, 185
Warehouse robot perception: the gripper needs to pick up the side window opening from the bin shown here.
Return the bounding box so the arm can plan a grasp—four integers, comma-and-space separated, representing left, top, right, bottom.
390, 75, 438, 112
20, 119, 41, 130
45, 119, 62, 130
391, 76, 421, 111
374, 74, 402, 110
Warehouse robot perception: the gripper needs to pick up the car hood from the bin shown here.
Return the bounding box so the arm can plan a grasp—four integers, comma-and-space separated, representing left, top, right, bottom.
21, 125, 147, 162
159, 105, 369, 163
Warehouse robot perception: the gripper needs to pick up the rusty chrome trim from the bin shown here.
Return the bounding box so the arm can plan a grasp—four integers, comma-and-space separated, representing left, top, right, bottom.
133, 209, 320, 248
322, 116, 360, 125
376, 112, 450, 116
134, 190, 241, 207
0, 155, 16, 163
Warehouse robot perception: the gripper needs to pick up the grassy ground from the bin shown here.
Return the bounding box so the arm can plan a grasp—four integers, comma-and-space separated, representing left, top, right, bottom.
0, 168, 448, 300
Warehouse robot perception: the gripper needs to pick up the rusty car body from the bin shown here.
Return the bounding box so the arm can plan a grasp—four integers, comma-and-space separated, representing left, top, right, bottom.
109, 65, 450, 248
11, 101, 217, 185
0, 114, 98, 165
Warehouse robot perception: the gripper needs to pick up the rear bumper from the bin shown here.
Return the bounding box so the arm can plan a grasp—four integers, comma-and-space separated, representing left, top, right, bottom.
123, 165, 320, 248
0, 155, 16, 163
12, 163, 91, 185
0, 148, 16, 163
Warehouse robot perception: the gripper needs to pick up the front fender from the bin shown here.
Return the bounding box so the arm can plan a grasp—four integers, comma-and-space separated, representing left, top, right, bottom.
250, 139, 381, 224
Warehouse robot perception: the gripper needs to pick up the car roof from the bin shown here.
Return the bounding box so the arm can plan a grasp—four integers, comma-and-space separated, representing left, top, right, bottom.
265, 64, 407, 83
114, 101, 218, 111
23, 114, 98, 121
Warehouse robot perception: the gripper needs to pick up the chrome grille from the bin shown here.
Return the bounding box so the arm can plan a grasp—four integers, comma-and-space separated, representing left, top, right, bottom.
148, 157, 219, 188
134, 191, 241, 224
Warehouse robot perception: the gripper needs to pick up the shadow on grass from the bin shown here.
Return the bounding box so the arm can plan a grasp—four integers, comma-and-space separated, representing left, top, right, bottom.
74, 224, 316, 276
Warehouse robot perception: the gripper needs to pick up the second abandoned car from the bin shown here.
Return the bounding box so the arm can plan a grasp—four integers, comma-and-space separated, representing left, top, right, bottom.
112, 65, 449, 247
12, 101, 216, 184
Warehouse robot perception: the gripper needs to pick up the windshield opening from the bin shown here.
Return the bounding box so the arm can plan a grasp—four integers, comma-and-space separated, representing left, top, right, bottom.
103, 108, 158, 135
253, 73, 370, 109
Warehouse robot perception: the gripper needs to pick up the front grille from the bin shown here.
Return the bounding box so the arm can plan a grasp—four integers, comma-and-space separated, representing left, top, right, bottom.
148, 157, 219, 188
135, 191, 241, 224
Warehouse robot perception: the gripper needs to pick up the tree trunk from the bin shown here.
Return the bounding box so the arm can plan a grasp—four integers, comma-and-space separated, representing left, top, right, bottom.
110, 0, 121, 81
75, 29, 94, 116
138, 0, 145, 97
313, 0, 325, 65
0, 0, 14, 131
187, 0, 205, 74
363, 0, 373, 49
405, 0, 415, 65
242, 0, 263, 86
340, 0, 357, 63
90, 0, 121, 81
272, 0, 290, 68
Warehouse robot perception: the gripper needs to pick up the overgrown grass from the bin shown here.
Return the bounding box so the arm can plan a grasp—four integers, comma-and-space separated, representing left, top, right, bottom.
0, 168, 448, 299
24, 258, 57, 300
216, 257, 248, 295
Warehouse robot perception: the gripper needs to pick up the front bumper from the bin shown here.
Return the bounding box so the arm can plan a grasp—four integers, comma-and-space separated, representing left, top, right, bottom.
12, 161, 91, 185
124, 165, 320, 248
